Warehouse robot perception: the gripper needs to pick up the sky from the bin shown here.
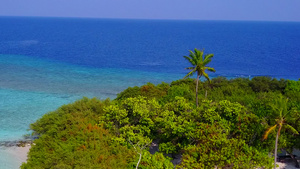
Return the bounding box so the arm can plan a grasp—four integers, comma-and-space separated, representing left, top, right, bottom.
0, 0, 299, 22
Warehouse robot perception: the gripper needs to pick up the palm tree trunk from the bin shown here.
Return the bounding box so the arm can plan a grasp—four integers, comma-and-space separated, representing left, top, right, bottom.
274, 124, 282, 169
196, 75, 200, 107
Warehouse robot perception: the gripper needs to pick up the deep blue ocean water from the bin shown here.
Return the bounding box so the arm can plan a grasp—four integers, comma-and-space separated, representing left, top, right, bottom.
0, 16, 299, 168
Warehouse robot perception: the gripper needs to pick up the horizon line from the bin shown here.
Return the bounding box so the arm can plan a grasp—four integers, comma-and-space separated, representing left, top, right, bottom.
1, 15, 299, 23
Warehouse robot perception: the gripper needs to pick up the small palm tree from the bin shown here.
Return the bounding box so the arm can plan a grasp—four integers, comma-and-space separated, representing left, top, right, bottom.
183, 48, 215, 107
263, 95, 299, 169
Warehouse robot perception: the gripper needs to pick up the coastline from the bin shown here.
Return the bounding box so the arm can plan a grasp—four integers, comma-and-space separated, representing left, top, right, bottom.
0, 144, 31, 169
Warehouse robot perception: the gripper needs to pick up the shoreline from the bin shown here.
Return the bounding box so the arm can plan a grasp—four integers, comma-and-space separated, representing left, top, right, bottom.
0, 144, 31, 169
0, 139, 33, 168
0, 139, 34, 147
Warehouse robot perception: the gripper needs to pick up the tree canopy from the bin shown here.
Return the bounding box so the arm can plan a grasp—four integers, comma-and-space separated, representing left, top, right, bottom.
22, 77, 300, 169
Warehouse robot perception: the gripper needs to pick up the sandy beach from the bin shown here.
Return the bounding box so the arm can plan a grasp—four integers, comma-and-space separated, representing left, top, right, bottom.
0, 145, 30, 169
276, 149, 300, 169
277, 160, 300, 169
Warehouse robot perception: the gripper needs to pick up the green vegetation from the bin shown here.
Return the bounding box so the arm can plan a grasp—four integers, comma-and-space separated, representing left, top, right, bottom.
21, 76, 300, 169
21, 98, 136, 169
263, 96, 299, 169
183, 48, 215, 106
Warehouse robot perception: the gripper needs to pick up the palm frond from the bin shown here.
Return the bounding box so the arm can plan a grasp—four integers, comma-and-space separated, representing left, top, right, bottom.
185, 66, 196, 70
188, 50, 196, 60
273, 95, 289, 117
189, 50, 195, 57
285, 124, 299, 135
183, 48, 215, 82
194, 48, 203, 62
184, 68, 196, 79
281, 98, 290, 118
183, 55, 196, 65
205, 67, 216, 72
203, 72, 211, 83
190, 50, 200, 65
263, 124, 277, 140
203, 54, 214, 65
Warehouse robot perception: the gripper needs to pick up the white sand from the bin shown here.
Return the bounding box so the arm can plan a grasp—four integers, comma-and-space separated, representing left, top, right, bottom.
276, 149, 300, 169
0, 145, 31, 169
277, 160, 300, 169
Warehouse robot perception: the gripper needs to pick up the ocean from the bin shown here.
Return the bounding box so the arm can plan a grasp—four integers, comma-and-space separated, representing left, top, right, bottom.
0, 16, 299, 168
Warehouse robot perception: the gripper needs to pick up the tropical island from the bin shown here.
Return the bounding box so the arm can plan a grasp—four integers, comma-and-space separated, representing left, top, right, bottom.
20, 49, 300, 169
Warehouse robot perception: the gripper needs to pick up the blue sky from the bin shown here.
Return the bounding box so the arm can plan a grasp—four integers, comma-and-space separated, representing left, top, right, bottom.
0, 0, 299, 21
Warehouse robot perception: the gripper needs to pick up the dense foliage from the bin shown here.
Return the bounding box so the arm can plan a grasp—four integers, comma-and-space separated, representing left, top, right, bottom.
22, 77, 300, 169
21, 98, 136, 169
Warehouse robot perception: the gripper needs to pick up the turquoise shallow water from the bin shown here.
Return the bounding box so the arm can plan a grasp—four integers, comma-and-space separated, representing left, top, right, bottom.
0, 54, 181, 142
0, 88, 79, 141
0, 54, 181, 168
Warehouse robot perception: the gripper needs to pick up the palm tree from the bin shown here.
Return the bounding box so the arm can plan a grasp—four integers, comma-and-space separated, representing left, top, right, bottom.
183, 48, 215, 107
263, 95, 299, 169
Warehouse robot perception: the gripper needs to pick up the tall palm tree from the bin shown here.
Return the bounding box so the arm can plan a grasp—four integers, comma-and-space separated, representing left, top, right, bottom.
263, 95, 299, 169
183, 48, 215, 107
